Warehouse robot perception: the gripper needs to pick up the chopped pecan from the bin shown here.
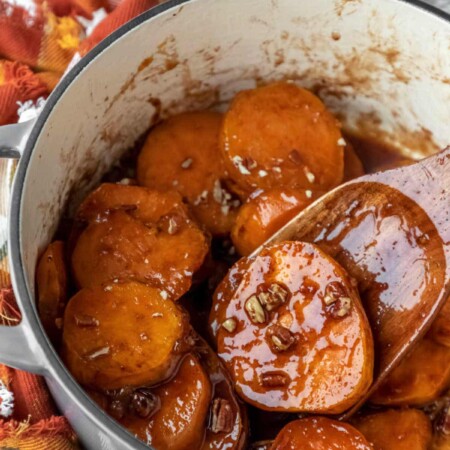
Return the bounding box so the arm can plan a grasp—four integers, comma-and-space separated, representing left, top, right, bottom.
333, 297, 352, 317
258, 283, 290, 312
324, 281, 348, 306
261, 371, 291, 388
210, 398, 234, 434
267, 324, 296, 352
222, 318, 237, 333
130, 389, 158, 419
245, 295, 266, 324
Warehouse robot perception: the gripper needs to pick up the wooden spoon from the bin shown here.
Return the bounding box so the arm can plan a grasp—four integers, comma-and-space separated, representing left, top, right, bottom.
259, 146, 450, 417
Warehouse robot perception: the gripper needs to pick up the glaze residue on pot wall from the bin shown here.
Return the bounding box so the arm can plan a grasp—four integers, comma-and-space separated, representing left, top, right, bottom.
19, 0, 450, 295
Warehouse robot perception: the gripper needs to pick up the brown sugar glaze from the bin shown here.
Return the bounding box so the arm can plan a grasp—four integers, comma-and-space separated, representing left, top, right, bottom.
345, 134, 414, 173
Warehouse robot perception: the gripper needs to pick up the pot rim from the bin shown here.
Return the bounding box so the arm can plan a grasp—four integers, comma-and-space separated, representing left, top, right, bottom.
8, 0, 450, 447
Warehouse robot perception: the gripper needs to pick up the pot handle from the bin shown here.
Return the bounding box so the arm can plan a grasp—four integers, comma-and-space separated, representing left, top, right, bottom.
0, 119, 47, 374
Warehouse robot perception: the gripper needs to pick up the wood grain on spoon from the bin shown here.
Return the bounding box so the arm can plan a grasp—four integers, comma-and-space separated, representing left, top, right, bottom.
259, 147, 450, 417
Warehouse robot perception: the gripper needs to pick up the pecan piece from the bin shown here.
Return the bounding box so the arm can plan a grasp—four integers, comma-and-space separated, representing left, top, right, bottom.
324, 281, 353, 318
324, 281, 348, 306
210, 398, 234, 434
222, 318, 237, 333
261, 371, 291, 388
258, 283, 290, 312
333, 297, 352, 317
267, 324, 296, 352
130, 389, 158, 419
245, 295, 266, 324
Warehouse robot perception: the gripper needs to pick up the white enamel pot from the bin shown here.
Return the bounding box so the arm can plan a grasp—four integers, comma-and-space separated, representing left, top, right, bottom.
0, 0, 449, 448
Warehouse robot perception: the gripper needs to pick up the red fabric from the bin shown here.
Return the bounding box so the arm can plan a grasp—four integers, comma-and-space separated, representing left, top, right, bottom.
0, 61, 49, 125
11, 371, 57, 423
80, 0, 158, 54
0, 0, 162, 125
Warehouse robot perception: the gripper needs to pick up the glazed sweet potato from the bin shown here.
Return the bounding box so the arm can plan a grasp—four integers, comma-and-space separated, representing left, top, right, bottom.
137, 112, 240, 236
36, 241, 68, 343
344, 142, 365, 181
271, 417, 372, 449
62, 282, 190, 390
231, 188, 321, 256
76, 182, 188, 224
72, 183, 209, 298
121, 353, 212, 450
352, 409, 432, 450
210, 241, 374, 413
371, 338, 450, 406
220, 82, 344, 196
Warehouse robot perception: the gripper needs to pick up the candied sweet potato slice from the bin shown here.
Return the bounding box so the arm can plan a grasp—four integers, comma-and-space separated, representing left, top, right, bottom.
220, 82, 344, 196
120, 353, 212, 450
72, 184, 209, 298
36, 241, 68, 343
231, 188, 321, 256
62, 282, 190, 390
352, 409, 432, 450
271, 417, 372, 449
76, 183, 187, 224
210, 241, 373, 413
371, 337, 450, 406
137, 112, 240, 236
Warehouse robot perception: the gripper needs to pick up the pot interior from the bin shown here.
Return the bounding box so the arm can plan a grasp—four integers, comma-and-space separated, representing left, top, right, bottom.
18, 0, 450, 307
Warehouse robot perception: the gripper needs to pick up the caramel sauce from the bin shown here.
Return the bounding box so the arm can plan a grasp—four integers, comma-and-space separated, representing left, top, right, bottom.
345, 134, 414, 173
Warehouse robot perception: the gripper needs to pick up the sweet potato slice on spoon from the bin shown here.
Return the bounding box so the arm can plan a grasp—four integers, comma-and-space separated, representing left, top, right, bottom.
262, 148, 450, 416
210, 241, 373, 413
